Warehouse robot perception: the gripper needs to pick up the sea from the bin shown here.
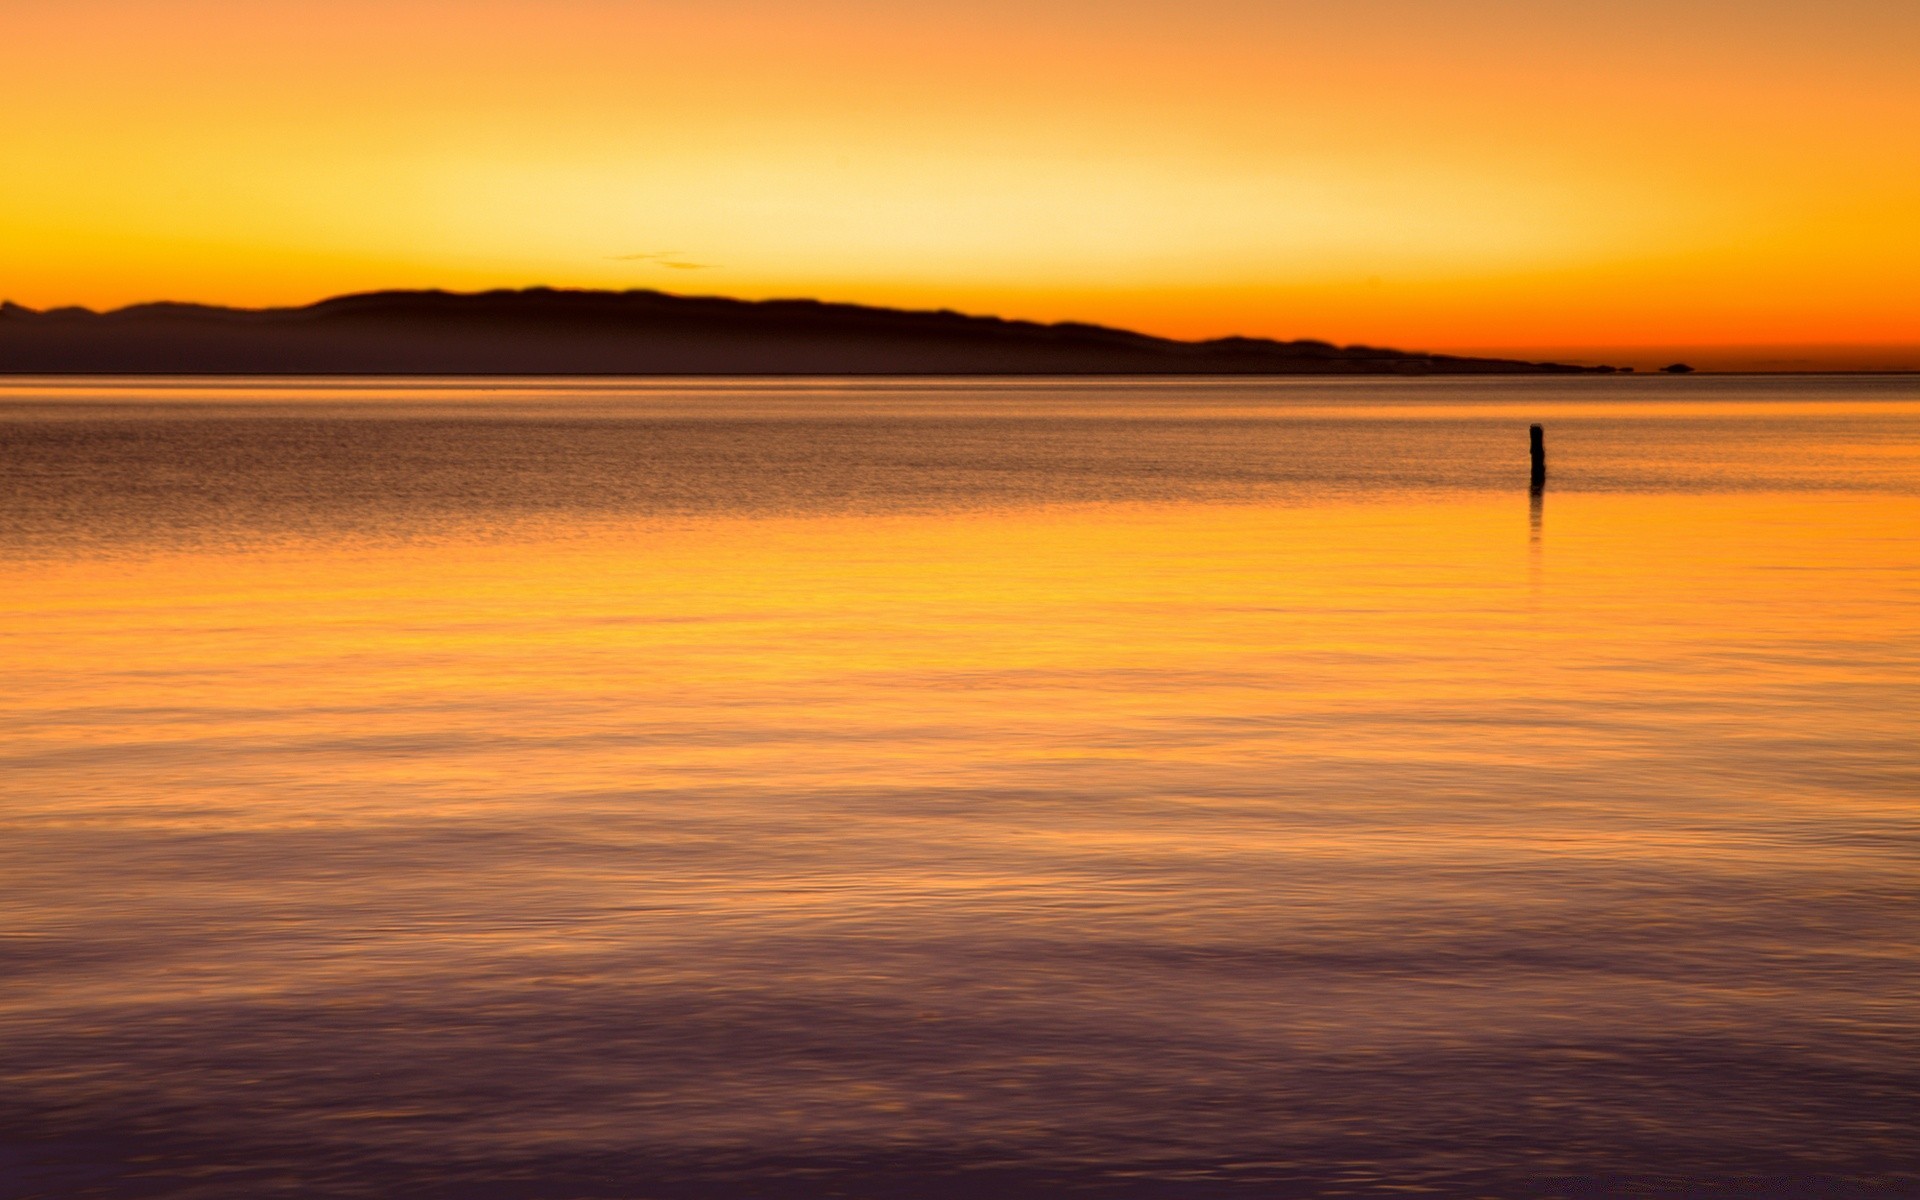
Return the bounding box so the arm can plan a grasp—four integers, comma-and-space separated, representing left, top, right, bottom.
2, 375, 1917, 1198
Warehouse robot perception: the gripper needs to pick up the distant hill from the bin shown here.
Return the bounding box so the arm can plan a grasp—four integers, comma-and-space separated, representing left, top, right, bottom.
0, 288, 1618, 375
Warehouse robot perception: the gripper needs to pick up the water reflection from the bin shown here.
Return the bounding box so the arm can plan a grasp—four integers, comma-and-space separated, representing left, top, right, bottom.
2, 377, 1918, 1198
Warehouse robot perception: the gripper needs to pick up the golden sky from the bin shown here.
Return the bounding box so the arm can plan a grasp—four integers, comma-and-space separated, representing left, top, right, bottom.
5, 0, 1918, 356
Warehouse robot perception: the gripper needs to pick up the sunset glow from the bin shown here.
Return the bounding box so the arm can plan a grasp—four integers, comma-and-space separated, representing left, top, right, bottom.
5, 0, 1917, 359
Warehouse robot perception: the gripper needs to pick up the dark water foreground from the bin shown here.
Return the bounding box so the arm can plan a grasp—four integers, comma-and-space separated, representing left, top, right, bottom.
3, 376, 1918, 1198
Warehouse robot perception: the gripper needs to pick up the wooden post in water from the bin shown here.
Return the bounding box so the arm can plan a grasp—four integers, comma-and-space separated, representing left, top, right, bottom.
1529, 424, 1546, 491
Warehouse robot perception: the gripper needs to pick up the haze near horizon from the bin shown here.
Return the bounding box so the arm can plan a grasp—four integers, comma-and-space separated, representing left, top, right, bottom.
4, 0, 1918, 368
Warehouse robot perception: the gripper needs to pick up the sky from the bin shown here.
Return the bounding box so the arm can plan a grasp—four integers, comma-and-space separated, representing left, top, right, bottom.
4, 0, 1918, 363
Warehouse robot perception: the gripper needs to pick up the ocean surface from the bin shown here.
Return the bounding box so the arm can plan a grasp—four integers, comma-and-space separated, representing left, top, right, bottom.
3, 375, 1917, 1199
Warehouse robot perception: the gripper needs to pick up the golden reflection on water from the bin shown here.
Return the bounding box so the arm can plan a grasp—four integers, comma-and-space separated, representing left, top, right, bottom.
3, 380, 1919, 1195
9, 491, 1912, 820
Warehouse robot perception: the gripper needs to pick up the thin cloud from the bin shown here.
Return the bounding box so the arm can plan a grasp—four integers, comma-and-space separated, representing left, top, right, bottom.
608, 251, 716, 269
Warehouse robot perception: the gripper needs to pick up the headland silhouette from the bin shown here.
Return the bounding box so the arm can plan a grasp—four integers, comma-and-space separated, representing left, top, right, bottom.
0, 288, 1624, 375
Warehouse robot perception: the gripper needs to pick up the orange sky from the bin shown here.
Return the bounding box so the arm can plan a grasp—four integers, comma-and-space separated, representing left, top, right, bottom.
4, 0, 1918, 360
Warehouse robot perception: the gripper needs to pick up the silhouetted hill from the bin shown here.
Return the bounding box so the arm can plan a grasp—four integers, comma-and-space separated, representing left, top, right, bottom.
0, 288, 1618, 375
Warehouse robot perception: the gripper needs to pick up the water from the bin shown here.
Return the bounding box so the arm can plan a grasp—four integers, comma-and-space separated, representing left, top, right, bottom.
3, 376, 1917, 1198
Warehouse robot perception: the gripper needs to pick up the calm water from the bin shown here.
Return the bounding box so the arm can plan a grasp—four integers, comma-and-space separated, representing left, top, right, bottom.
3, 376, 1918, 1199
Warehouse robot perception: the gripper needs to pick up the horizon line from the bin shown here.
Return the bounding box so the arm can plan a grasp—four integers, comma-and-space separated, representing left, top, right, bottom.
5, 285, 1917, 373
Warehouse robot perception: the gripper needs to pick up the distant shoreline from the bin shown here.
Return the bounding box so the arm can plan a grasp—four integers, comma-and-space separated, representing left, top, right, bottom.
10, 369, 1920, 380
0, 287, 1624, 377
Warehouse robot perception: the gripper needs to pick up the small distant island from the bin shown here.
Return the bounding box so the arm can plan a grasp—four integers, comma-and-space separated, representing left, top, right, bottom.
0, 288, 1625, 376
